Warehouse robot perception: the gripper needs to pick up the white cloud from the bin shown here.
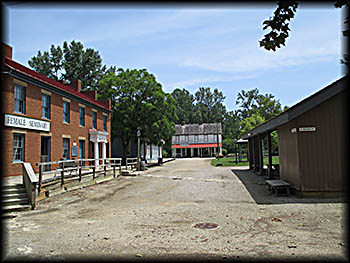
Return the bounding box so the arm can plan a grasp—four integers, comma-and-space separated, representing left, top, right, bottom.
166, 74, 256, 91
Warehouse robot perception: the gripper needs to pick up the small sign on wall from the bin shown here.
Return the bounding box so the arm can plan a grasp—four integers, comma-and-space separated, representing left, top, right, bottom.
71, 146, 78, 157
291, 128, 297, 133
299, 127, 316, 132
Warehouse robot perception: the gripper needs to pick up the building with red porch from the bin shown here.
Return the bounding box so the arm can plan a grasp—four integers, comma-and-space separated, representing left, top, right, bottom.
171, 123, 222, 158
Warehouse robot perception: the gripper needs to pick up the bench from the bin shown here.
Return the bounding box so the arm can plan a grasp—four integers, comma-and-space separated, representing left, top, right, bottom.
266, 179, 290, 196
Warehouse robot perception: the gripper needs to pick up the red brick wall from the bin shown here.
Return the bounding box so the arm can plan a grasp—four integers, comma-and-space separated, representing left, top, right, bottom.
2, 75, 111, 177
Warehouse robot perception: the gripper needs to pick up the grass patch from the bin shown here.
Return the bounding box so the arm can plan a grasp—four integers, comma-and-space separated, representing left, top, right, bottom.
211, 156, 279, 167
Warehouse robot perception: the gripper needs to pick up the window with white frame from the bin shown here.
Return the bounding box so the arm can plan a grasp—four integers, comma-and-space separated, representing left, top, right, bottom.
79, 107, 85, 126
42, 94, 50, 119
63, 101, 70, 123
103, 115, 107, 131
14, 84, 26, 114
92, 111, 97, 129
13, 133, 25, 162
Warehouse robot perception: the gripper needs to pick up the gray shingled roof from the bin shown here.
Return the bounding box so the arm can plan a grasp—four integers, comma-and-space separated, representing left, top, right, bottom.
175, 123, 222, 135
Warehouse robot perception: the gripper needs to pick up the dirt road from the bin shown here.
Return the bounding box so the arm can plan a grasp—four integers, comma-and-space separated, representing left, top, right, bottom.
3, 158, 347, 261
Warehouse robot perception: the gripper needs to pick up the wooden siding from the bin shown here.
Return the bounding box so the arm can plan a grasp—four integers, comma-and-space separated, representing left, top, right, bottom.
278, 119, 301, 189
296, 90, 346, 191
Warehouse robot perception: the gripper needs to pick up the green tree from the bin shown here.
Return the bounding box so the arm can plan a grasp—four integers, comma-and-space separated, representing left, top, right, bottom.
171, 88, 196, 124
235, 88, 282, 121
98, 68, 176, 158
28, 40, 115, 90
194, 87, 226, 123
259, 1, 349, 66
222, 111, 240, 140
239, 113, 266, 137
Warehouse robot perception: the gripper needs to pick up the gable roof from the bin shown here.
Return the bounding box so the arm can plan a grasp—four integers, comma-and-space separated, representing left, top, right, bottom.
3, 57, 111, 112
242, 75, 348, 139
175, 123, 222, 135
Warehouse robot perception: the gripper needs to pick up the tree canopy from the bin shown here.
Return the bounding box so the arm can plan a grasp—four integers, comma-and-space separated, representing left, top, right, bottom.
28, 40, 116, 91
98, 68, 176, 158
235, 88, 283, 122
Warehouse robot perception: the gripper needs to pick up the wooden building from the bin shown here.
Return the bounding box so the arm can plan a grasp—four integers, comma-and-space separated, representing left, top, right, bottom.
171, 123, 222, 158
242, 76, 348, 193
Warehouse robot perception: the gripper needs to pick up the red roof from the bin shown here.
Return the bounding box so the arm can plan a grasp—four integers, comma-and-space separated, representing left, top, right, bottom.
4, 57, 110, 111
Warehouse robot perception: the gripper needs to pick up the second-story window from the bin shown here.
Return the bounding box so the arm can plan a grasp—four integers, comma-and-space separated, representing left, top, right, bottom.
14, 84, 26, 114
79, 107, 85, 126
103, 115, 107, 131
92, 111, 97, 129
42, 94, 50, 119
63, 101, 70, 123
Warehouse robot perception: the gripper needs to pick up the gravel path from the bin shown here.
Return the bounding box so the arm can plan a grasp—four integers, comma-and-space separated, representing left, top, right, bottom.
3, 158, 347, 261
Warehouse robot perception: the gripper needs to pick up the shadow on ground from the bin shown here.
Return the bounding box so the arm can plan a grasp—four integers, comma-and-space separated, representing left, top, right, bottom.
231, 168, 345, 205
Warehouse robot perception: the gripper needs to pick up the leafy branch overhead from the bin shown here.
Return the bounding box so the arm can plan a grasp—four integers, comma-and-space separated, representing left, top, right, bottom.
260, 0, 349, 53
259, 1, 298, 51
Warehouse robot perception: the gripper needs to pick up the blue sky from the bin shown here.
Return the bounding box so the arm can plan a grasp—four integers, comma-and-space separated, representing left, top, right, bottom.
3, 3, 346, 111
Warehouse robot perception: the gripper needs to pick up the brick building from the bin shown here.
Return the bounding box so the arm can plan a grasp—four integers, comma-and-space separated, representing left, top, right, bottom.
2, 43, 111, 177
171, 123, 222, 158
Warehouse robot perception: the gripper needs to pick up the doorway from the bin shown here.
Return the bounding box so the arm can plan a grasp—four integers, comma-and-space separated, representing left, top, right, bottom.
79, 140, 85, 166
41, 136, 51, 171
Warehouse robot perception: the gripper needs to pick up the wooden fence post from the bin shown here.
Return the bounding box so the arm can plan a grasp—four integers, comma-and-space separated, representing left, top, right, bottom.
61, 162, 65, 187
113, 161, 116, 178
38, 165, 42, 195
92, 163, 95, 180
104, 160, 107, 176
79, 160, 82, 182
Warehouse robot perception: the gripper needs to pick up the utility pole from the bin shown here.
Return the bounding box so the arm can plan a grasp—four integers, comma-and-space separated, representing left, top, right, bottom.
137, 128, 141, 171
216, 122, 220, 159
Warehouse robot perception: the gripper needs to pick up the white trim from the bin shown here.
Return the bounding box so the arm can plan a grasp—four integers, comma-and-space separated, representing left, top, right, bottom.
62, 134, 71, 139
78, 136, 86, 140
12, 129, 27, 134
78, 103, 85, 108
62, 97, 71, 103
41, 89, 52, 96
91, 108, 97, 112
40, 132, 52, 136
13, 79, 28, 87
102, 112, 108, 116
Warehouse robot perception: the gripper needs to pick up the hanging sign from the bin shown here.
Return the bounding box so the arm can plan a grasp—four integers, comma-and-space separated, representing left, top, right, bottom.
4, 113, 50, 132
299, 127, 316, 132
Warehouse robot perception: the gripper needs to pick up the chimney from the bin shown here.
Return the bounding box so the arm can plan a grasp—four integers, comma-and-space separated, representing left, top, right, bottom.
70, 79, 82, 93
80, 90, 97, 101
2, 43, 13, 59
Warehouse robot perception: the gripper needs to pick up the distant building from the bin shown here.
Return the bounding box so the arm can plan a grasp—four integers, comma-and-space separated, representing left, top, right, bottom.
111, 137, 163, 162
171, 123, 222, 158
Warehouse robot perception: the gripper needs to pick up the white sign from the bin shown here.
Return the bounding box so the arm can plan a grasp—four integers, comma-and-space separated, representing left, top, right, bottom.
299, 127, 316, 132
291, 128, 297, 133
4, 114, 50, 132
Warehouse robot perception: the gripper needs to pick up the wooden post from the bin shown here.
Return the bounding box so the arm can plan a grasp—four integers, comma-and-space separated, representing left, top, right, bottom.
92, 164, 95, 179
113, 161, 116, 178
104, 160, 107, 176
79, 160, 82, 182
119, 163, 122, 177
267, 131, 273, 179
258, 134, 264, 175
38, 165, 42, 195
61, 162, 65, 187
